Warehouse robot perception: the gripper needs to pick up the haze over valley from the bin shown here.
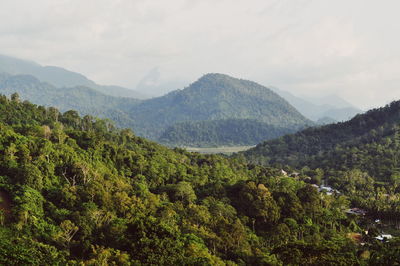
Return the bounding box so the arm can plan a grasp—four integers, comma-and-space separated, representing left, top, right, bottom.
0, 55, 365, 147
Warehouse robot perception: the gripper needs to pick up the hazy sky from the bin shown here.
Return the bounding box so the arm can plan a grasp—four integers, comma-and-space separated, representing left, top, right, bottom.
1, 0, 400, 109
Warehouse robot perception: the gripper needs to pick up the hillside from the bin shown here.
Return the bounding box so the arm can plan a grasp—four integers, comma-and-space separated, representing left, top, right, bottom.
241, 98, 400, 190
0, 94, 393, 264
129, 73, 313, 139
0, 73, 140, 129
242, 100, 400, 226
242, 100, 400, 174
159, 119, 298, 147
0, 54, 147, 99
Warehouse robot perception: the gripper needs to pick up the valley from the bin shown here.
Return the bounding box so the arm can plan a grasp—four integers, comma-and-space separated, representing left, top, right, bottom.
1, 1, 399, 264
184, 145, 254, 154
0, 56, 398, 265
0, 66, 315, 147
0, 91, 397, 264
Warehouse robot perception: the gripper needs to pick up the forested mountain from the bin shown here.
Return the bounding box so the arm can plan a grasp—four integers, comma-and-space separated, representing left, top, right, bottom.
159, 119, 297, 147
3, 94, 398, 264
0, 73, 140, 129
243, 100, 400, 171
129, 73, 313, 139
0, 72, 312, 146
272, 87, 362, 122
242, 100, 400, 222
0, 55, 147, 99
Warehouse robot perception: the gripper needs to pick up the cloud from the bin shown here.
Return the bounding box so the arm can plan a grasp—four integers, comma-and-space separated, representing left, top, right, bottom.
0, 0, 399, 109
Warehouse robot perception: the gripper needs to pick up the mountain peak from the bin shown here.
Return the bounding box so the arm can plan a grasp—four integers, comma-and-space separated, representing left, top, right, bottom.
130, 73, 312, 139
199, 72, 233, 80
197, 73, 256, 85
194, 73, 242, 87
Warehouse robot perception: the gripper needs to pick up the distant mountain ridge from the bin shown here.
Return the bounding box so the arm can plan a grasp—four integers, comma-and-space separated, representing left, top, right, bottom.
0, 54, 362, 123
271, 87, 362, 122
0, 54, 148, 99
0, 72, 140, 128
0, 72, 312, 146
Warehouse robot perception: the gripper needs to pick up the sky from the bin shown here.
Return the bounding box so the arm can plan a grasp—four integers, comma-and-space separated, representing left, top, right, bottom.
1, 0, 400, 109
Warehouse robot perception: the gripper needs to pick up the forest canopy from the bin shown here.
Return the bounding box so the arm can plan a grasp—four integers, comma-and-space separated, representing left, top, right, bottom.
0, 93, 397, 265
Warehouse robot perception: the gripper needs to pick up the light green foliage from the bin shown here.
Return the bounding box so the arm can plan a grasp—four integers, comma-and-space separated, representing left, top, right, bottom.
0, 94, 393, 264
243, 100, 400, 218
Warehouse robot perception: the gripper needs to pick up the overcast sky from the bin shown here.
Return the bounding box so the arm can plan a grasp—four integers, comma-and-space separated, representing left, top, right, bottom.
1, 0, 400, 109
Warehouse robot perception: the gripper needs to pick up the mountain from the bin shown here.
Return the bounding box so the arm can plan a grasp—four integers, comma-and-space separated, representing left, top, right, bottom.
0, 73, 140, 129
158, 118, 298, 147
242, 100, 400, 181
271, 87, 362, 121
0, 72, 312, 146
0, 54, 148, 99
129, 73, 313, 139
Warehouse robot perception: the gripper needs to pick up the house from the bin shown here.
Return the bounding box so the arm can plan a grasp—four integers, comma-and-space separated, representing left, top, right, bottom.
345, 208, 367, 216
289, 172, 300, 178
375, 234, 393, 241
318, 185, 340, 195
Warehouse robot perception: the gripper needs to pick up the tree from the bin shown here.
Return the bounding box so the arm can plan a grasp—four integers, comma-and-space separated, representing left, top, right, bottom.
164, 181, 197, 204
234, 182, 280, 227
11, 93, 20, 103
56, 220, 79, 247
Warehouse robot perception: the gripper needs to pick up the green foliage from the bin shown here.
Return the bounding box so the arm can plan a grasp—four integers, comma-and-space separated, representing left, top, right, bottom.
243, 100, 400, 219
243, 100, 400, 176
0, 94, 390, 264
159, 118, 298, 147
131, 73, 312, 139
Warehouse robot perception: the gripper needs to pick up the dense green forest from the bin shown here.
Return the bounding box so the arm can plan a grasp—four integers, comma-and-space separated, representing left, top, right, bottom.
242, 100, 400, 222
0, 72, 312, 146
159, 119, 297, 147
243, 100, 400, 173
0, 93, 397, 265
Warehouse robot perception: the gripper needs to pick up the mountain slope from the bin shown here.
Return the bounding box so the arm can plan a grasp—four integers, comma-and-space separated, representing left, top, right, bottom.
0, 73, 140, 129
129, 73, 313, 139
0, 54, 147, 98
159, 119, 298, 147
242, 100, 400, 181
